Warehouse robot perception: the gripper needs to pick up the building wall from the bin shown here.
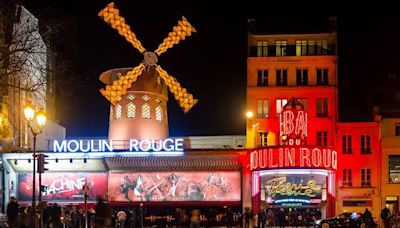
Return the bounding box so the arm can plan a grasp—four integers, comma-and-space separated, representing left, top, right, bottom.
336, 122, 381, 219
381, 117, 400, 215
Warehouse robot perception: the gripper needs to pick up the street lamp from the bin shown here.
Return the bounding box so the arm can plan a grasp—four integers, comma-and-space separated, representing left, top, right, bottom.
23, 103, 46, 228
246, 111, 259, 148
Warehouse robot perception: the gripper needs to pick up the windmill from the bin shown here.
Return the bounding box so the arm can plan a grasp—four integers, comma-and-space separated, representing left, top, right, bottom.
98, 2, 198, 113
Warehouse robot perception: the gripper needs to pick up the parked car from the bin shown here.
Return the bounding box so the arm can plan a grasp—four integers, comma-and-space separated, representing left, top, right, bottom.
314, 212, 377, 227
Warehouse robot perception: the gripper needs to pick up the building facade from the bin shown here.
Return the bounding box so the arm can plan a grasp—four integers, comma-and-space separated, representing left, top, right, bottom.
246, 21, 383, 220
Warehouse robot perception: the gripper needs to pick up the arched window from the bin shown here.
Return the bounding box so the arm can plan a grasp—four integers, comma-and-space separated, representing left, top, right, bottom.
127, 103, 136, 118
115, 104, 122, 119
156, 106, 162, 121
142, 103, 151, 119
127, 94, 135, 101
142, 95, 150, 101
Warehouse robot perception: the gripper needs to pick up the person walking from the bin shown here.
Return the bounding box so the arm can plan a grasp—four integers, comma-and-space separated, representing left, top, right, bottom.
381, 207, 391, 228
7, 197, 19, 228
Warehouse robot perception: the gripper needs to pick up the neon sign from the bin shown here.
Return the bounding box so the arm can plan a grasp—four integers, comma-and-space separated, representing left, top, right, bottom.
266, 176, 321, 197
280, 98, 307, 146
52, 138, 184, 153
250, 147, 337, 170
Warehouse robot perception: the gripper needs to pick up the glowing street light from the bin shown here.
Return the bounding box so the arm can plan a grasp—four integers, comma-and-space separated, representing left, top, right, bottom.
23, 103, 47, 228
246, 111, 254, 119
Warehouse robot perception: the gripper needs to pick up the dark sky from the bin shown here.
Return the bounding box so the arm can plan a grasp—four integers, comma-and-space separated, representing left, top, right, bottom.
22, 1, 400, 138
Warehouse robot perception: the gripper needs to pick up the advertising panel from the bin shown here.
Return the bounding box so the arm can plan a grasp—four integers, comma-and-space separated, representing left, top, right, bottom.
18, 173, 107, 202
261, 174, 326, 206
108, 172, 241, 202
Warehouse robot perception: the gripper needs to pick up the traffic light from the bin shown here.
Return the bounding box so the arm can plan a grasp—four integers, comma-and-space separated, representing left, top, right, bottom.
37, 154, 49, 173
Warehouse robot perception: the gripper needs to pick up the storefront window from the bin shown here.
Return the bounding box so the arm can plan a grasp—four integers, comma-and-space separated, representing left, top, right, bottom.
389, 155, 400, 184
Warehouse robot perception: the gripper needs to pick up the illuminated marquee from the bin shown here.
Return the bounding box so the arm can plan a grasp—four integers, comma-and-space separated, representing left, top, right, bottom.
266, 176, 321, 197
52, 138, 184, 153
250, 147, 337, 170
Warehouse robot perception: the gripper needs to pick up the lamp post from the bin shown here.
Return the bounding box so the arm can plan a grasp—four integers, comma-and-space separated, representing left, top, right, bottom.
246, 111, 258, 148
24, 103, 46, 228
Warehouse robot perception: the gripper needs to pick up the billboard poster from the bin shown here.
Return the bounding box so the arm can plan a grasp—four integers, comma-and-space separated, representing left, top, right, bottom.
261, 174, 326, 206
18, 173, 107, 202
108, 172, 241, 202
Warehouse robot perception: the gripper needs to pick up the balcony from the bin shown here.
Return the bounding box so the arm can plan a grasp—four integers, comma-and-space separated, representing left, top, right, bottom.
248, 44, 336, 57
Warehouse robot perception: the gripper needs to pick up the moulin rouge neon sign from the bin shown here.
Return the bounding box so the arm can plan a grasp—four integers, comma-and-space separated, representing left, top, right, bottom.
52, 138, 184, 153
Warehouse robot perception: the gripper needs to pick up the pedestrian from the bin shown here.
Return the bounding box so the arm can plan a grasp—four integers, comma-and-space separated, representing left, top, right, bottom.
277, 208, 285, 228
225, 207, 234, 228
381, 207, 391, 228
190, 209, 201, 228
95, 196, 112, 228
7, 197, 19, 228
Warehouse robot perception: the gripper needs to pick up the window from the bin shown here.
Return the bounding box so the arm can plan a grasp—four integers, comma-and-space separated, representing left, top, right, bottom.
142, 95, 150, 101
257, 70, 268, 86
342, 135, 352, 154
308, 40, 315, 55
317, 131, 328, 146
115, 104, 122, 119
297, 98, 308, 111
257, 99, 269, 118
142, 103, 151, 119
296, 69, 308, 86
296, 40, 308, 56
276, 40, 287, 56
156, 77, 162, 85
316, 40, 328, 55
361, 168, 371, 187
317, 69, 329, 85
127, 103, 136, 118
396, 123, 400, 136
389, 155, 400, 184
343, 169, 352, 187
259, 132, 268, 147
109, 106, 113, 121
127, 94, 135, 100
361, 135, 371, 154
257, 41, 268, 57
276, 69, 287, 86
156, 106, 162, 121
276, 99, 288, 117
316, 98, 328, 117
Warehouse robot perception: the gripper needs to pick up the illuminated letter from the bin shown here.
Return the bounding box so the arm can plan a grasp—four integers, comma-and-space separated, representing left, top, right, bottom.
259, 149, 267, 169
269, 150, 278, 168
151, 140, 163, 151
285, 148, 296, 167
332, 150, 338, 170
323, 149, 331, 168
279, 148, 284, 167
283, 111, 294, 135
139, 140, 151, 151
311, 148, 322, 167
90, 140, 99, 152
175, 138, 184, 151
67, 140, 79, 152
300, 148, 311, 167
130, 139, 139, 151
163, 139, 174, 151
103, 140, 113, 152
53, 140, 67, 152
295, 111, 307, 137
251, 150, 258, 170
79, 141, 90, 152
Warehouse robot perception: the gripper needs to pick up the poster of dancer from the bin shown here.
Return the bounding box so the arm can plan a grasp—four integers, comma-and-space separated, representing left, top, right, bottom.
18, 173, 107, 202
108, 171, 241, 202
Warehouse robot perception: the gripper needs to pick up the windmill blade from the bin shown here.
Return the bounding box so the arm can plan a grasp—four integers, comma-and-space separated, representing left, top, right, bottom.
155, 65, 198, 113
98, 2, 146, 53
154, 16, 196, 56
100, 63, 146, 105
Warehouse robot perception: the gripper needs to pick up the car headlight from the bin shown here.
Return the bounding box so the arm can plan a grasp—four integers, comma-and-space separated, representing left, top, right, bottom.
315, 220, 322, 225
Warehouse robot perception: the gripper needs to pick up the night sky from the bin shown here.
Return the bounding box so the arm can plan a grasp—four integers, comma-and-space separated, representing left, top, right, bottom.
22, 1, 400, 138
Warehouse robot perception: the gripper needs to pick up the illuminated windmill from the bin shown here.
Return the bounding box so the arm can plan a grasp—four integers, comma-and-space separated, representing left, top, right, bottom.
98, 2, 197, 142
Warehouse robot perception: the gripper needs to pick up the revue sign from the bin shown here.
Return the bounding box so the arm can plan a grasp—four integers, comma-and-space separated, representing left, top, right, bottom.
250, 147, 337, 171
53, 138, 184, 153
